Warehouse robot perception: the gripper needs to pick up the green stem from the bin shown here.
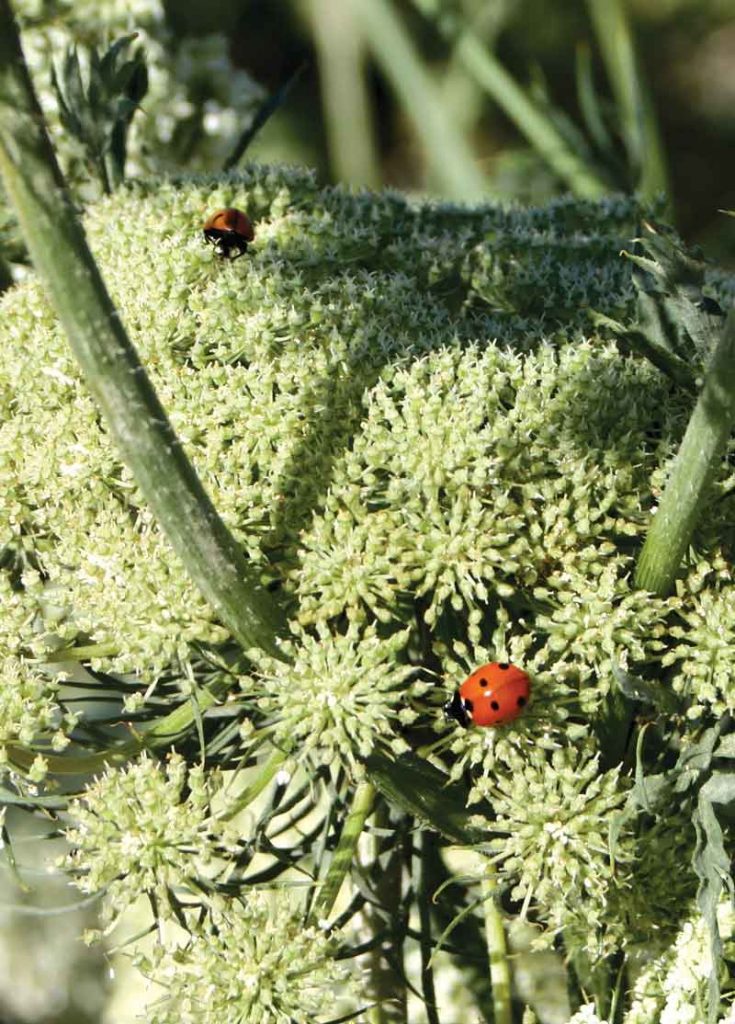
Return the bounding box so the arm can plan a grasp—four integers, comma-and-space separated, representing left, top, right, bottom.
452, 30, 609, 199
0, 0, 285, 659
418, 832, 441, 1024
482, 871, 512, 1024
310, 0, 380, 188
635, 307, 735, 595
585, 0, 670, 211
365, 799, 408, 1024
218, 748, 288, 822
312, 779, 376, 921
350, 0, 487, 201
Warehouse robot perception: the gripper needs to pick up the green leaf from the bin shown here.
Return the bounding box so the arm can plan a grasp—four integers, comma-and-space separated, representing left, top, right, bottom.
365, 751, 482, 845
0, 784, 67, 809
700, 771, 735, 809
693, 791, 735, 1024
99, 33, 139, 81
673, 724, 725, 793
312, 780, 376, 920
611, 661, 679, 713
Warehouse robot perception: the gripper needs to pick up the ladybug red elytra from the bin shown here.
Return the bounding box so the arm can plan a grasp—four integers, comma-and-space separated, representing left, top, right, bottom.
203, 208, 254, 260
444, 662, 531, 728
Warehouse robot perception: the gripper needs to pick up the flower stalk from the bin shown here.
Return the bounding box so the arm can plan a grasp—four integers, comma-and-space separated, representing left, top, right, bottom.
482, 871, 512, 1024
635, 307, 735, 595
312, 779, 376, 921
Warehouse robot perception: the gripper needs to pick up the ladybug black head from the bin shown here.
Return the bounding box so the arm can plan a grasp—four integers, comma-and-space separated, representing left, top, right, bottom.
444, 689, 471, 729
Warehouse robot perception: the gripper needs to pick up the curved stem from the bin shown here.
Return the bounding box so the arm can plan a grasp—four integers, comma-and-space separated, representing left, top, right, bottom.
0, 0, 285, 661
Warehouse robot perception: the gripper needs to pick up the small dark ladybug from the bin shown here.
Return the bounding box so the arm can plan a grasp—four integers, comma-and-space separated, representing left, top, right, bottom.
444, 662, 531, 728
203, 208, 254, 260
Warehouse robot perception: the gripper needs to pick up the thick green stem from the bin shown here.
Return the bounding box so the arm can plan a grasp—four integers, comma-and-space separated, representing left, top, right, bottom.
0, 0, 284, 659
482, 872, 512, 1024
635, 307, 735, 595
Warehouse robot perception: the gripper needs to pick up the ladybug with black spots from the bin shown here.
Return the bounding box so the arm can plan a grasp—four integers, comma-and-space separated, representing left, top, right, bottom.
444, 662, 531, 728
203, 208, 254, 260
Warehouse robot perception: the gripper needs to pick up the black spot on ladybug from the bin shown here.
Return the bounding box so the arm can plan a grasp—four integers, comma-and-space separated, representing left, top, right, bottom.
498, 662, 509, 669
490, 700, 500, 711
517, 696, 527, 707
479, 678, 488, 687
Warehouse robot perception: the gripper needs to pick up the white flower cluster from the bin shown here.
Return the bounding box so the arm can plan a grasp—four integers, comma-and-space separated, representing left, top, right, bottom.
64, 753, 234, 924
624, 901, 735, 1024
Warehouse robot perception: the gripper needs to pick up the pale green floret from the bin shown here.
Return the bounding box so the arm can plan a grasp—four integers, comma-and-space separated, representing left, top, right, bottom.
135, 891, 354, 1024
663, 557, 735, 718
64, 754, 231, 923
0, 576, 76, 759
248, 622, 422, 775
478, 744, 632, 954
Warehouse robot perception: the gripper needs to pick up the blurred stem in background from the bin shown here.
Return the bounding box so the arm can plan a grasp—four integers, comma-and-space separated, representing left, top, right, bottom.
585, 0, 670, 213
350, 0, 488, 200
440, 0, 506, 142
351, 0, 670, 210
448, 24, 609, 199
310, 0, 381, 188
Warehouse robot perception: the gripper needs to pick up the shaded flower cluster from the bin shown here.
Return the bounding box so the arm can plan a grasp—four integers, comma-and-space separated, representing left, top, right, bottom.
64, 754, 232, 923
1, 168, 683, 707
135, 891, 354, 1024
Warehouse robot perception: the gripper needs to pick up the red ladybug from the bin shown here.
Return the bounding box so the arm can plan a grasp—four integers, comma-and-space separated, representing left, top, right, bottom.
444, 662, 531, 728
203, 208, 254, 260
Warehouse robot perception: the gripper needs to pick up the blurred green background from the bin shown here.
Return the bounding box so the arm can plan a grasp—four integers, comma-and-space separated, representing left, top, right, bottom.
192, 0, 735, 261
